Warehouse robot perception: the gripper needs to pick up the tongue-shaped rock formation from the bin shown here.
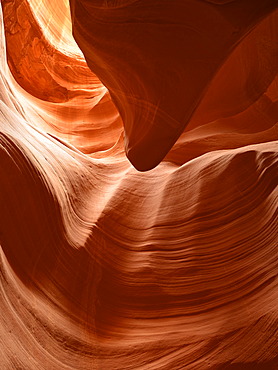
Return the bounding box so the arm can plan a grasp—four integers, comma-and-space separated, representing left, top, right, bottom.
70, 0, 278, 170
0, 0, 278, 369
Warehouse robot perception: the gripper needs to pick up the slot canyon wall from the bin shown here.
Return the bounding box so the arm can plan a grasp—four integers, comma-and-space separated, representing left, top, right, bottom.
0, 0, 278, 369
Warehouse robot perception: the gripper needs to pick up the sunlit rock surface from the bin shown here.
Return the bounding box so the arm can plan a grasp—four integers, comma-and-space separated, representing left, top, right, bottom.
0, 0, 278, 369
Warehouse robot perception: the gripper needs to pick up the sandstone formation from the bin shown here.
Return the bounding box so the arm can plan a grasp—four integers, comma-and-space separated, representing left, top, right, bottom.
0, 1, 277, 369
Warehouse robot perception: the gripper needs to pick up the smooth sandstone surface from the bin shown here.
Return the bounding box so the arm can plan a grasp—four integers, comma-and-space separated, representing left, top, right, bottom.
0, 0, 278, 369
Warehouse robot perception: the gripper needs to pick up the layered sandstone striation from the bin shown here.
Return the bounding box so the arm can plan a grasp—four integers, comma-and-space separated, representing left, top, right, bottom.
0, 0, 277, 369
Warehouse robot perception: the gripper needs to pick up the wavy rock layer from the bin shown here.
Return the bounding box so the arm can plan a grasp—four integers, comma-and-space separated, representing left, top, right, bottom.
0, 0, 278, 369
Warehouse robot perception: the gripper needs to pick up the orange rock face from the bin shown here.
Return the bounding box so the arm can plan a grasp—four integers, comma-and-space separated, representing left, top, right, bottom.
0, 1, 277, 369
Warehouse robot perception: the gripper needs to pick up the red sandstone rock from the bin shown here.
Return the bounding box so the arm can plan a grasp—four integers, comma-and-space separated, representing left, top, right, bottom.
0, 1, 277, 369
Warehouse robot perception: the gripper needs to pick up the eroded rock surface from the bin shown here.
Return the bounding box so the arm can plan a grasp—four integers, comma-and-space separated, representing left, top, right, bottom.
0, 1, 277, 369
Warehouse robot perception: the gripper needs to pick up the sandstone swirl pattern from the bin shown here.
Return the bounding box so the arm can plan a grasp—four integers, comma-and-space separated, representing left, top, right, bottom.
0, 1, 278, 369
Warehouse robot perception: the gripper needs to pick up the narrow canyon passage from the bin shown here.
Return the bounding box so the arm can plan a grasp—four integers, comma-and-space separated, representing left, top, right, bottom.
0, 1, 277, 369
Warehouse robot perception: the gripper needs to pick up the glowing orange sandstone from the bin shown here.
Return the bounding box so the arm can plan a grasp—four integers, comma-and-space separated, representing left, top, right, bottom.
0, 1, 277, 369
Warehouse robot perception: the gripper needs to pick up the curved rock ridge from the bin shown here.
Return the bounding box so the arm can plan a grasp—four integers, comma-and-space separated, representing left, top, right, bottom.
2, 0, 123, 155
0, 1, 278, 369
